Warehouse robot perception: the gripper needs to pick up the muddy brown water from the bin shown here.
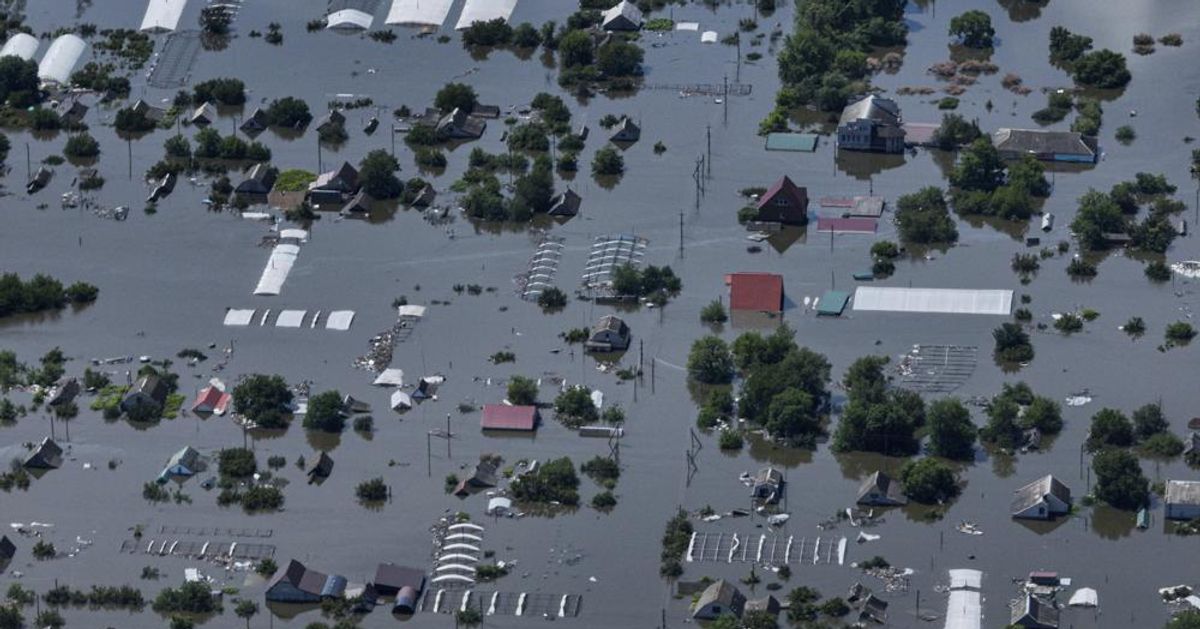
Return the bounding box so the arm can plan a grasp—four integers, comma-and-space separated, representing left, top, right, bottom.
2, 0, 1200, 627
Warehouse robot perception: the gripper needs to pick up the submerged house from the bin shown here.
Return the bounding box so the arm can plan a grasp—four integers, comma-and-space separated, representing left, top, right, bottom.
548, 188, 582, 217
0, 535, 14, 560
752, 175, 809, 225
308, 161, 360, 204
340, 190, 373, 215
837, 95, 904, 154
191, 385, 231, 416
306, 452, 334, 482
265, 559, 346, 603
159, 446, 203, 481
147, 172, 177, 203
692, 579, 746, 620
1011, 474, 1071, 520
24, 437, 63, 469
436, 107, 485, 140
46, 377, 80, 407
1165, 480, 1200, 520
54, 99, 88, 126
751, 467, 784, 503
453, 457, 500, 496
728, 272, 784, 313
121, 374, 169, 416
315, 109, 347, 135
992, 128, 1098, 164
373, 563, 426, 614
856, 471, 907, 507
241, 107, 268, 136
1010, 593, 1059, 628
602, 0, 643, 31
585, 315, 631, 352
235, 164, 277, 196
191, 101, 218, 127
609, 117, 641, 143
131, 99, 166, 124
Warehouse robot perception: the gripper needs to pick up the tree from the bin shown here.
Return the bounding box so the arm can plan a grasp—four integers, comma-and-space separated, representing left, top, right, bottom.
1167, 609, 1200, 629
234, 599, 258, 629
1086, 408, 1134, 451
456, 607, 483, 627
700, 300, 727, 324
193, 78, 246, 106
1071, 189, 1127, 250
842, 355, 889, 403
1092, 448, 1149, 510
302, 390, 345, 432
949, 10, 994, 48
931, 113, 981, 149
899, 457, 959, 503
265, 97, 312, 128
537, 287, 567, 310
434, 83, 477, 113
895, 187, 958, 244
64, 133, 101, 159
993, 323, 1034, 362
950, 138, 1005, 192
833, 389, 925, 455
507, 376, 538, 406
359, 150, 402, 199
164, 134, 191, 158
0, 605, 23, 629
687, 336, 734, 384
1072, 49, 1131, 88
0, 56, 38, 106
218, 448, 257, 478
926, 398, 977, 460
356, 477, 389, 501
1007, 155, 1050, 197
510, 155, 554, 215
512, 22, 542, 48
232, 374, 293, 429
1021, 396, 1063, 433
199, 6, 233, 34
559, 30, 594, 68
592, 146, 624, 176
596, 41, 644, 76
510, 456, 579, 505
764, 387, 820, 446
1049, 26, 1092, 63
1132, 402, 1168, 439
553, 386, 597, 427
980, 397, 1022, 450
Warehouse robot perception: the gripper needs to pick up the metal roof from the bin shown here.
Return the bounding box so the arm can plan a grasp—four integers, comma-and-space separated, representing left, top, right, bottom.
140, 0, 187, 32
481, 404, 538, 431
455, 0, 517, 30
853, 287, 1012, 315
0, 33, 39, 61
1166, 480, 1200, 506
765, 133, 819, 152
727, 272, 783, 312
38, 35, 87, 86
992, 128, 1097, 158
386, 0, 454, 25
839, 94, 901, 127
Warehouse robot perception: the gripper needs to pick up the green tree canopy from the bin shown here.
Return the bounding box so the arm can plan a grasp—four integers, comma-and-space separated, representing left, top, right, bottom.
900, 457, 959, 503
1087, 408, 1134, 451
359, 150, 403, 199
926, 398, 977, 460
1092, 448, 1149, 510
687, 336, 734, 384
302, 390, 345, 432
232, 374, 293, 429
949, 10, 994, 48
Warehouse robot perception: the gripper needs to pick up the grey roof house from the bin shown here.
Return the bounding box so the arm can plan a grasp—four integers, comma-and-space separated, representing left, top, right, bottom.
309, 161, 360, 200
992, 128, 1098, 163
837, 95, 904, 154
265, 559, 346, 603
1011, 475, 1071, 520
857, 471, 907, 507
315, 110, 347, 135
240, 107, 268, 136
24, 437, 63, 469
0, 535, 14, 560
692, 579, 745, 620
340, 190, 373, 215
307, 452, 334, 482
158, 446, 204, 482
436, 107, 485, 140
602, 0, 643, 31
54, 99, 88, 126
191, 101, 218, 127
751, 467, 784, 503
235, 164, 277, 196
46, 377, 80, 407
585, 315, 631, 352
548, 188, 582, 217
1010, 593, 1059, 628
610, 117, 640, 143
1165, 480, 1200, 520
131, 99, 165, 123
120, 374, 169, 415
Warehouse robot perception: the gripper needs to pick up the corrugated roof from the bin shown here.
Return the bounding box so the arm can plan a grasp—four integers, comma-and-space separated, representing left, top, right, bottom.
38, 35, 87, 85
992, 128, 1097, 158
386, 0, 454, 26
728, 272, 783, 312
765, 133, 819, 152
839, 94, 901, 127
1166, 480, 1200, 506
481, 404, 538, 431
852, 287, 1012, 315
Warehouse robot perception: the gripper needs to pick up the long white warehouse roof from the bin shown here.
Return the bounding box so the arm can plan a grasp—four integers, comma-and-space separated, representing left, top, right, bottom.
0, 33, 40, 61
38, 34, 87, 86
386, 0, 454, 26
455, 0, 518, 30
140, 0, 188, 33
852, 287, 1013, 316
327, 8, 374, 30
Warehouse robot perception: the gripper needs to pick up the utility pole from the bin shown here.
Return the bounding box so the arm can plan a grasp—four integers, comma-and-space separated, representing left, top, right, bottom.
25, 143, 30, 183
679, 211, 684, 257
127, 137, 132, 179
317, 136, 323, 173
706, 125, 711, 177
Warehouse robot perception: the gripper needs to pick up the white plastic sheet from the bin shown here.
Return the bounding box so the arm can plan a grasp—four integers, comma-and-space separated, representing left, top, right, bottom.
140, 0, 187, 32
223, 309, 255, 326
325, 310, 355, 331
455, 0, 518, 30
253, 244, 299, 296
853, 287, 1013, 315
0, 33, 39, 60
327, 8, 373, 29
386, 0, 454, 26
700, 31, 718, 43
38, 35, 87, 85
397, 305, 427, 318
275, 310, 306, 328
373, 368, 405, 387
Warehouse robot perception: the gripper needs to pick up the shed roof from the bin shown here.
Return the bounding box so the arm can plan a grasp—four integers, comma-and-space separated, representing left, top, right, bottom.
728, 272, 783, 312
694, 579, 742, 614
992, 128, 1097, 157
1011, 474, 1071, 514
1166, 480, 1200, 506
481, 404, 538, 431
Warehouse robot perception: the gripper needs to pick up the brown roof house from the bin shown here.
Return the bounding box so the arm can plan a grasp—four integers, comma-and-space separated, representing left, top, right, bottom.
692, 579, 746, 620
857, 471, 907, 507
752, 176, 809, 225
121, 374, 169, 416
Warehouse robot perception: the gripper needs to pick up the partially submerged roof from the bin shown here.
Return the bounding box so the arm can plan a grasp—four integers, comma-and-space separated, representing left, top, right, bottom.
839, 94, 901, 127
38, 35, 87, 86
266, 559, 335, 597
728, 272, 783, 312
591, 314, 628, 336
481, 404, 538, 431
374, 563, 426, 592
140, 0, 187, 32
373, 368, 405, 387
548, 188, 582, 216
1166, 480, 1200, 506
24, 437, 63, 469
756, 175, 806, 211
857, 471, 907, 505
0, 33, 39, 61
765, 133, 818, 152
694, 579, 743, 616
816, 217, 877, 234
602, 0, 644, 30
852, 287, 1013, 315
1010, 593, 1059, 628
992, 128, 1097, 157
455, 0, 518, 30
1011, 474, 1071, 514
386, 0, 454, 26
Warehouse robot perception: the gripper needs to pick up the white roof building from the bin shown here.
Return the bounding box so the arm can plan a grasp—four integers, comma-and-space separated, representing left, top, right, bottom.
853, 287, 1013, 316
140, 0, 188, 33
38, 35, 87, 86
0, 33, 39, 61
454, 0, 518, 30
385, 0, 454, 26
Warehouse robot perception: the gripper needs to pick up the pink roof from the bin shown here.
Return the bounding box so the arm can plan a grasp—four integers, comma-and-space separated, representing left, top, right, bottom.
481, 405, 538, 431
815, 217, 877, 234
192, 386, 231, 414
726, 272, 783, 312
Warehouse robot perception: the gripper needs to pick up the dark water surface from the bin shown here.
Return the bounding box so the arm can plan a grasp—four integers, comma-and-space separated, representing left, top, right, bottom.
3, 0, 1200, 627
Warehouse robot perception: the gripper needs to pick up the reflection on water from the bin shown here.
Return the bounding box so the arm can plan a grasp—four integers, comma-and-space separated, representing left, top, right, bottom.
835, 150, 907, 180
1089, 504, 1136, 540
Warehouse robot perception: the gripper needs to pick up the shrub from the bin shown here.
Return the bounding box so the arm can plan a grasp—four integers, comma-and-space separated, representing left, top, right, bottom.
718, 429, 744, 450
700, 300, 728, 324
356, 477, 389, 502
64, 133, 100, 158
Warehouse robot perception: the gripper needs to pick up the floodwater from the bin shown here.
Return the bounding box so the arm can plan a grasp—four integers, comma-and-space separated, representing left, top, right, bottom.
2, 0, 1200, 627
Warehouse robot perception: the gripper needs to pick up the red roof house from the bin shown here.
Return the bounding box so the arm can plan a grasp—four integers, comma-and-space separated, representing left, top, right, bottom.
191, 386, 231, 416
753, 176, 809, 225
727, 273, 784, 312
480, 405, 539, 432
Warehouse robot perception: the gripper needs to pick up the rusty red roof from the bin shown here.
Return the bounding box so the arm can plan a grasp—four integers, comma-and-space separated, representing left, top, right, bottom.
815, 217, 877, 234
481, 405, 539, 431
727, 273, 783, 312
756, 175, 805, 211
192, 386, 231, 414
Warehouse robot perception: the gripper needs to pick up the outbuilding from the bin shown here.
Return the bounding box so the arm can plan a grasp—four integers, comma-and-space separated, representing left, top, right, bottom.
752, 176, 809, 225
1165, 480, 1200, 520
602, 0, 643, 31
373, 562, 426, 614
236, 164, 277, 196
856, 471, 907, 507
24, 437, 63, 469
191, 102, 218, 127
727, 272, 784, 312
692, 579, 745, 620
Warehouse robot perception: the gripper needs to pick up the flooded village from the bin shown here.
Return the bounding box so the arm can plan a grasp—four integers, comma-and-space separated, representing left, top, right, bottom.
2, 0, 1200, 627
